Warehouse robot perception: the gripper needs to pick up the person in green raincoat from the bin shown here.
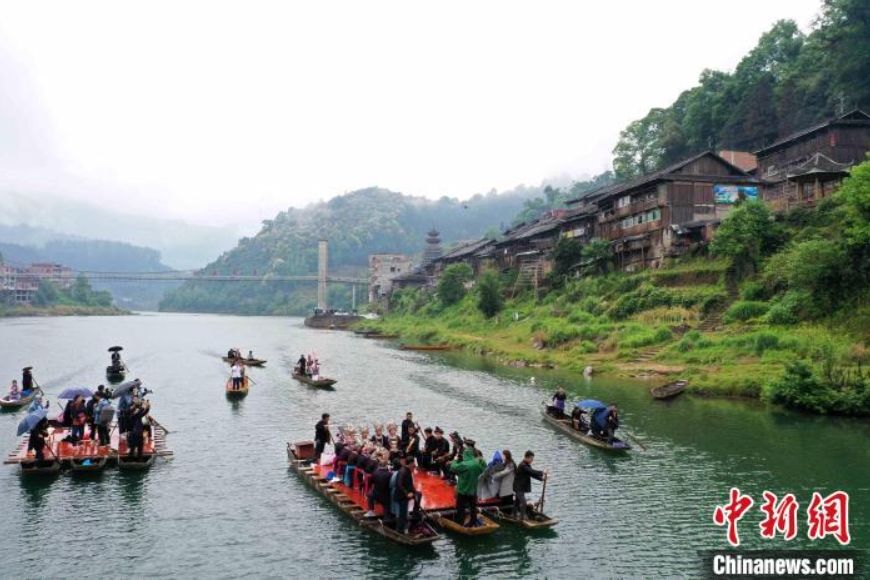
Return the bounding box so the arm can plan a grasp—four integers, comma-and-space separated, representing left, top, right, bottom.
449, 441, 487, 527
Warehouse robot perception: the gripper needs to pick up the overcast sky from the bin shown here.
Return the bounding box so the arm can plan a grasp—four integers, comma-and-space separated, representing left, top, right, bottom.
0, 0, 822, 227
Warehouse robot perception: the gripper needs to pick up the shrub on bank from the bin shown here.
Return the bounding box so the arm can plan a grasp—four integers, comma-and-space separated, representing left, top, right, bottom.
764, 360, 870, 415
723, 300, 769, 323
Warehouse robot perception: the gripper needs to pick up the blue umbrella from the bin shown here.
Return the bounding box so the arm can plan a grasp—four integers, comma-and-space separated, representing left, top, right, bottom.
57, 387, 93, 400
17, 408, 47, 436
576, 399, 607, 409
110, 379, 141, 399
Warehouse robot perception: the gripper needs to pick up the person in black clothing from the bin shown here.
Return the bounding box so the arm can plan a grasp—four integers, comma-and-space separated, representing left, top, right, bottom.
403, 424, 420, 460
86, 390, 100, 440
428, 427, 450, 473
127, 400, 151, 458
420, 427, 434, 469
400, 412, 415, 443
394, 455, 419, 534
513, 450, 546, 521
22, 367, 34, 392
571, 406, 589, 432
549, 386, 567, 418
296, 355, 306, 375
604, 404, 620, 443
313, 413, 332, 463
29, 418, 49, 462
366, 458, 393, 517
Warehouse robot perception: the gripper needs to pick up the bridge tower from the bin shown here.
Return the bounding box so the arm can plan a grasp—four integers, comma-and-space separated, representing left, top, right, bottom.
317, 239, 328, 311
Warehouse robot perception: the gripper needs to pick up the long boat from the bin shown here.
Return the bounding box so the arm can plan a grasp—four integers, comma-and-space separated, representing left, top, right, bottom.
428, 512, 500, 535
222, 357, 267, 367
540, 407, 631, 452
485, 505, 558, 529
651, 380, 687, 400
19, 459, 61, 476
291, 373, 337, 388
225, 376, 250, 397
0, 390, 37, 410
118, 454, 156, 470
286, 441, 441, 546
71, 456, 108, 473
398, 345, 451, 351
363, 333, 400, 339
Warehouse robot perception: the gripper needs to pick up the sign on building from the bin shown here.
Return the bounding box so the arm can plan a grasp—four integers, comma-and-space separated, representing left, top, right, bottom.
713, 185, 758, 204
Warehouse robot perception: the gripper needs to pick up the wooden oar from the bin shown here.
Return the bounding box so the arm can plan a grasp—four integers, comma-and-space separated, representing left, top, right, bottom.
624, 431, 647, 451
148, 415, 171, 434
535, 470, 549, 513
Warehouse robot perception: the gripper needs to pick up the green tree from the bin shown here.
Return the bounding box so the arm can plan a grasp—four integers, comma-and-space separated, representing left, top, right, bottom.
612, 109, 667, 179
710, 202, 780, 277
549, 236, 583, 287
476, 269, 503, 318
437, 263, 473, 306
839, 155, 870, 246
818, 0, 870, 108
33, 280, 60, 307
581, 238, 613, 276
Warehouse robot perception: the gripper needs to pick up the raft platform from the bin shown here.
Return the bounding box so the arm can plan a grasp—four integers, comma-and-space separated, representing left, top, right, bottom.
5, 421, 173, 472
287, 440, 556, 542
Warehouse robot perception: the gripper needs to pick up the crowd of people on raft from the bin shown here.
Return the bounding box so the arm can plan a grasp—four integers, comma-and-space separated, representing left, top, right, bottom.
313, 411, 548, 535
547, 386, 621, 443
295, 354, 321, 379
20, 374, 155, 464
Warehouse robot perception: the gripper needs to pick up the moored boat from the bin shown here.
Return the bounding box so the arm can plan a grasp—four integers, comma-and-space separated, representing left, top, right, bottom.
0, 390, 37, 411
286, 441, 441, 546
540, 407, 631, 452
429, 512, 500, 535
651, 380, 688, 400
225, 376, 250, 397
398, 345, 451, 351
291, 372, 337, 388
363, 333, 399, 339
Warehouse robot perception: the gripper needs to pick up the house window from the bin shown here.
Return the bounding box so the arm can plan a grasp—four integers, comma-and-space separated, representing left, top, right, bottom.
801, 182, 814, 199
617, 195, 632, 208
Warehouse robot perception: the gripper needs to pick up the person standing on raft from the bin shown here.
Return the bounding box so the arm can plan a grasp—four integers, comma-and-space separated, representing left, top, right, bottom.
449, 440, 487, 527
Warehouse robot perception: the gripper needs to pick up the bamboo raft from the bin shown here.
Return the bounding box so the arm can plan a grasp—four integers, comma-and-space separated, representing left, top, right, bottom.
651, 380, 688, 400
291, 373, 337, 388
540, 408, 631, 452
286, 441, 441, 546
5, 420, 172, 474
225, 376, 250, 397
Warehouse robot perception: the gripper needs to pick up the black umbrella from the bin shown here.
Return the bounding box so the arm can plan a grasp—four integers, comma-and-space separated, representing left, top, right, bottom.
108, 346, 123, 352
22, 366, 33, 371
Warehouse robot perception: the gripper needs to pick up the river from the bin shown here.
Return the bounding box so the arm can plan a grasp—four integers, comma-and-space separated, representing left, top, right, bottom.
0, 314, 867, 579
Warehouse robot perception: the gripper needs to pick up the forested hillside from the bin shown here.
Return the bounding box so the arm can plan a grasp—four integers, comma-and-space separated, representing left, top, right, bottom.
159, 186, 544, 314
612, 0, 870, 178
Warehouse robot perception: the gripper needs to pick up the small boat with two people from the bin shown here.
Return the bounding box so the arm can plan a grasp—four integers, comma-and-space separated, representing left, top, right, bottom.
292, 353, 336, 388
541, 398, 631, 453
1, 367, 41, 411
223, 348, 266, 366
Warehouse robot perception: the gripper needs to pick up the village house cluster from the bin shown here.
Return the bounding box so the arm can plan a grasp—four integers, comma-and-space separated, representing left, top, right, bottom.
369, 110, 870, 304
0, 262, 73, 305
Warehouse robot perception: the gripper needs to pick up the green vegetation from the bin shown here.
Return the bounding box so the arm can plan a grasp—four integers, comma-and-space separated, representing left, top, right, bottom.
370, 158, 870, 416
160, 186, 550, 315
438, 263, 472, 306
612, 0, 870, 178
0, 275, 127, 317
476, 269, 503, 318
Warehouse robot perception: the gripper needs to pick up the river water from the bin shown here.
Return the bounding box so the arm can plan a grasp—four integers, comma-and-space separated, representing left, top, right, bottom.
0, 314, 867, 579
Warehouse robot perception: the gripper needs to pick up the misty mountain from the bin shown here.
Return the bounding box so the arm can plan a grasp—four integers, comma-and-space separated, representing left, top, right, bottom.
0, 234, 180, 310
159, 185, 545, 314
0, 191, 242, 269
